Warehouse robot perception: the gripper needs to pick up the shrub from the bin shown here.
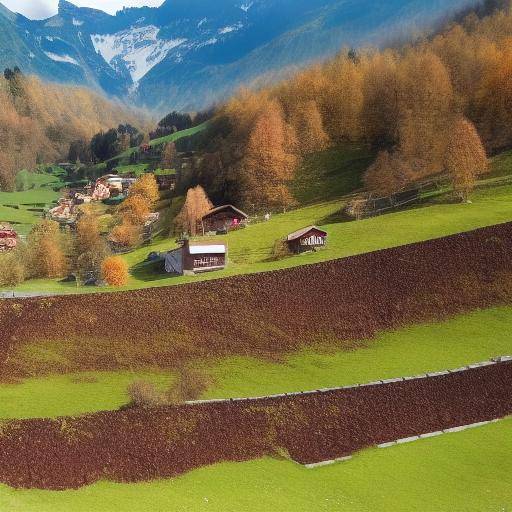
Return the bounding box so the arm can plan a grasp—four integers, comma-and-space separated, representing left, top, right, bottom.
167, 367, 214, 403
127, 380, 165, 408
0, 251, 26, 287
269, 238, 292, 261
101, 256, 129, 286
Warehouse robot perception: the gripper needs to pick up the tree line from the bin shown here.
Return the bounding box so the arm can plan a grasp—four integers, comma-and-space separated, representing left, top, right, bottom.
190, 2, 512, 211
0, 71, 147, 191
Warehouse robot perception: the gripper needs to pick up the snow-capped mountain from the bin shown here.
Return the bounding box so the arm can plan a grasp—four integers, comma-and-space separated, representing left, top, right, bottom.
0, 0, 478, 112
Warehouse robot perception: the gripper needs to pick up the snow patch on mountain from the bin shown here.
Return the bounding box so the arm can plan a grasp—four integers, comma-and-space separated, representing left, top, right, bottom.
72, 18, 83, 26
240, 2, 253, 12
91, 26, 186, 82
219, 22, 243, 34
44, 52, 79, 66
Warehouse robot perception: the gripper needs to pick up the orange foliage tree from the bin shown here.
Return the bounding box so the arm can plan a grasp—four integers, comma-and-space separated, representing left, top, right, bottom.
364, 151, 414, 196
240, 100, 297, 211
445, 117, 489, 201
174, 185, 213, 236
101, 256, 129, 286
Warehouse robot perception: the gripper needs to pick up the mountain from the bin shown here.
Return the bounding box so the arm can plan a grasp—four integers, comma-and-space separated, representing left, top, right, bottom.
0, 0, 478, 112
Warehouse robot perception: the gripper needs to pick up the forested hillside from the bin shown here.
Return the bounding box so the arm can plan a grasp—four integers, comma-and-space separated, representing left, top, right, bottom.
192, 1, 512, 211
0, 70, 146, 191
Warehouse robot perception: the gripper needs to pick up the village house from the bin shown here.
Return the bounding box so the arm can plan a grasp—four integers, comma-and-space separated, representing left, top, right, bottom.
0, 225, 17, 251
164, 239, 227, 275
286, 226, 328, 254
201, 205, 248, 234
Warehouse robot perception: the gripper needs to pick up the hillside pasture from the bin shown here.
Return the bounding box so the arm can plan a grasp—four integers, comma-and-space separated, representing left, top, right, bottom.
3, 420, 508, 512
0, 304, 511, 420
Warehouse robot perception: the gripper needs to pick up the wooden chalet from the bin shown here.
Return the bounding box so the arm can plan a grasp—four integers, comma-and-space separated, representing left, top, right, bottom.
286, 226, 327, 254
165, 239, 227, 275
201, 205, 248, 234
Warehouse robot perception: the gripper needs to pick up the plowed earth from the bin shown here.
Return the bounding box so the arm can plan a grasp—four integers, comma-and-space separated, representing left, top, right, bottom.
0, 362, 510, 490
1, 222, 512, 377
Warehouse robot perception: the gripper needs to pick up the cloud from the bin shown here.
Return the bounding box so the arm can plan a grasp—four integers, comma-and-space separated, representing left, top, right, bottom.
2, 1, 164, 19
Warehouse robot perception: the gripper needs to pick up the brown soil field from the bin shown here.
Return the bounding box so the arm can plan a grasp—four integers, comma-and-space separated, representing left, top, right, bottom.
0, 361, 510, 490
1, 222, 512, 378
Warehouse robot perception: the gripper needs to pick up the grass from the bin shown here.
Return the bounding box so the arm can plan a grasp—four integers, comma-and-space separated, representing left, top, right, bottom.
8, 177, 512, 295
0, 371, 172, 420
1, 417, 510, 511
2, 304, 511, 419
292, 143, 374, 204
116, 122, 209, 160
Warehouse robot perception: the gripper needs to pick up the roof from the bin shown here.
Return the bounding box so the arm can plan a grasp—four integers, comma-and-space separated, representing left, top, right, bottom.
287, 225, 327, 242
202, 205, 248, 220
188, 244, 226, 255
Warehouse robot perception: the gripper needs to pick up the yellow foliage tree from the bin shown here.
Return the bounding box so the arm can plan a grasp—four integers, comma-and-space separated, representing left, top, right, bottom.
129, 174, 160, 206
26, 220, 67, 279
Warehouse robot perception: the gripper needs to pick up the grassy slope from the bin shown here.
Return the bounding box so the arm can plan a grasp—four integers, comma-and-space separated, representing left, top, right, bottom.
115, 122, 209, 161
292, 144, 372, 204
0, 167, 64, 234
2, 418, 511, 512
0, 371, 173, 420
2, 304, 511, 419
9, 179, 512, 294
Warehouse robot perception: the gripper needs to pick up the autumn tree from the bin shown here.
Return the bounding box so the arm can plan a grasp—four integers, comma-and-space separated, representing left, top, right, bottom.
129, 173, 159, 206
161, 141, 177, 169
320, 56, 364, 142
362, 50, 400, 148
117, 174, 158, 226
174, 185, 213, 236
110, 219, 142, 248
74, 214, 110, 282
101, 256, 129, 286
396, 50, 455, 180
26, 220, 67, 279
118, 194, 151, 225
240, 100, 297, 211
364, 151, 414, 196
445, 117, 488, 201
119, 132, 131, 153
291, 100, 330, 155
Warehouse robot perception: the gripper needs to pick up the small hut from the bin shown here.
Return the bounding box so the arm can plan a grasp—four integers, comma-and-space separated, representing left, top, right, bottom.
201, 205, 248, 234
286, 226, 327, 254
165, 240, 227, 275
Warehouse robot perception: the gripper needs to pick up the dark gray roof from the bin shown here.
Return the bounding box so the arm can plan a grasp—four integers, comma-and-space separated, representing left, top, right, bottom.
287, 225, 327, 242
202, 204, 248, 220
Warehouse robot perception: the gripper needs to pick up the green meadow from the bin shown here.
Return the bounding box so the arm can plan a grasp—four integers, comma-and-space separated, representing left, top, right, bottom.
1, 417, 510, 512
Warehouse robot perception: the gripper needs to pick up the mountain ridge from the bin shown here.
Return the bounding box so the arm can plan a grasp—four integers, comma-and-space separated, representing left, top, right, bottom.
0, 0, 478, 112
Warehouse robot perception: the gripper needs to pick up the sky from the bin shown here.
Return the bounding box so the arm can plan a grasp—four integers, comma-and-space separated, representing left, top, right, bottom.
1, 0, 164, 19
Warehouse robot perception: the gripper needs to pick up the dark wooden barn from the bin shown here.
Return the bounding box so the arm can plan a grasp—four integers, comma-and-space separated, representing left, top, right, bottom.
286, 226, 327, 254
201, 205, 248, 234
165, 240, 227, 275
